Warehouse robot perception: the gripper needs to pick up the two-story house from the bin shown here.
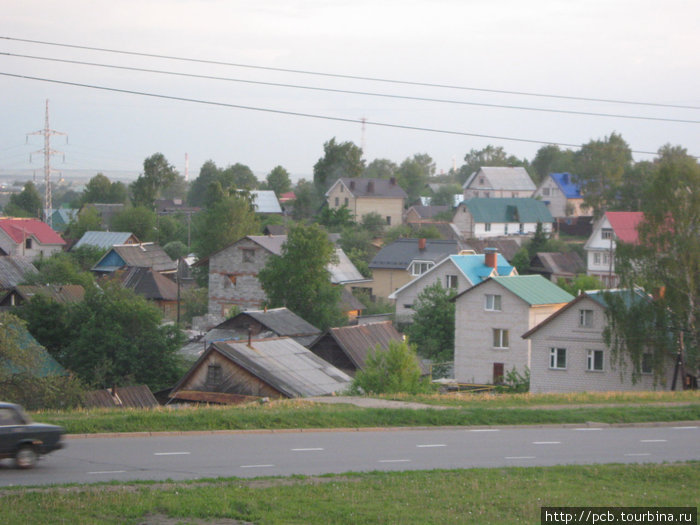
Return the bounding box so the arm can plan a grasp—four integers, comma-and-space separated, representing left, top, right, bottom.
532, 172, 587, 218
368, 238, 460, 300
523, 290, 674, 393
584, 211, 643, 288
452, 198, 554, 240
0, 218, 65, 258
453, 275, 573, 385
325, 177, 407, 227
204, 235, 368, 319
462, 167, 536, 200
389, 249, 516, 322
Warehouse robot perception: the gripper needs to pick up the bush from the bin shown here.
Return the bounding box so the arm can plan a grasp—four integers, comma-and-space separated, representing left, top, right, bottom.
350, 340, 433, 395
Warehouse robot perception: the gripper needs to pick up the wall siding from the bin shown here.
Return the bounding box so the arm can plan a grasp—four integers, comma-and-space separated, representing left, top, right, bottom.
393, 261, 468, 321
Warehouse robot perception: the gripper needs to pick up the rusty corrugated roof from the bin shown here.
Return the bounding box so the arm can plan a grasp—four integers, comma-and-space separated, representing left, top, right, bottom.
83, 385, 159, 408
324, 321, 403, 370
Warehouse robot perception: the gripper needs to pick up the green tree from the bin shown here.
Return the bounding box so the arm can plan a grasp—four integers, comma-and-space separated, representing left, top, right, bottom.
163, 241, 189, 260
188, 160, 222, 207
291, 179, 321, 220
265, 165, 292, 196
364, 158, 398, 179
64, 206, 103, 241
222, 163, 258, 190
156, 214, 188, 246
339, 225, 374, 275
556, 274, 605, 296
383, 224, 442, 245
350, 340, 431, 394
192, 193, 259, 259
82, 173, 112, 203
530, 144, 576, 185
360, 212, 386, 237
5, 182, 42, 217
111, 206, 157, 241
396, 154, 434, 204
405, 282, 456, 362
430, 184, 461, 206
457, 145, 527, 185
130, 153, 179, 208
317, 205, 353, 232
511, 247, 531, 275
573, 132, 633, 218
313, 137, 365, 192
606, 145, 700, 380
258, 223, 344, 330
24, 252, 95, 289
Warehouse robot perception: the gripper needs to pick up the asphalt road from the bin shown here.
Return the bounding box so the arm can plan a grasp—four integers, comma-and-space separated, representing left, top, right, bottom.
0, 424, 698, 487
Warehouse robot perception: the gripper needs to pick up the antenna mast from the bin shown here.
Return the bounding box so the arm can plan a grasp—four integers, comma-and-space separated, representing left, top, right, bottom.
360, 117, 367, 152
28, 99, 66, 226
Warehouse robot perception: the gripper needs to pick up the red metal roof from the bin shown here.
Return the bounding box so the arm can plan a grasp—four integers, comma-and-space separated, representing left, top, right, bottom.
0, 218, 65, 245
606, 211, 643, 244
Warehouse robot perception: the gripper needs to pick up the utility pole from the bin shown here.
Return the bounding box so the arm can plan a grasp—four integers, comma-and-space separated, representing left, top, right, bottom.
184, 152, 189, 182
28, 100, 66, 227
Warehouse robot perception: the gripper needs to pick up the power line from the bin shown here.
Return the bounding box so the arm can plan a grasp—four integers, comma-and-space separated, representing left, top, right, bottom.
2, 35, 698, 111
1, 71, 674, 157
3, 52, 699, 125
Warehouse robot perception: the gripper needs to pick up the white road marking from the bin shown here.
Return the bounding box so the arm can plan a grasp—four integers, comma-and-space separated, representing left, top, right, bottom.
240, 464, 275, 468
533, 441, 561, 445
504, 456, 536, 460
154, 452, 191, 456
469, 429, 500, 432
573, 428, 602, 431
416, 444, 446, 448
640, 439, 667, 443
88, 470, 126, 475
378, 459, 411, 463
624, 453, 651, 457
672, 426, 698, 430
291, 448, 324, 451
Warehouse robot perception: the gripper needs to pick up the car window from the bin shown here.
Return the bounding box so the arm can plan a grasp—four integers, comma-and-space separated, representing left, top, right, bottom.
0, 407, 24, 425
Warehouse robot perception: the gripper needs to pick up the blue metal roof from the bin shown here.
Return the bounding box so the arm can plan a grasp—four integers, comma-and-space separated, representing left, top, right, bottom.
550, 173, 582, 199
450, 253, 514, 284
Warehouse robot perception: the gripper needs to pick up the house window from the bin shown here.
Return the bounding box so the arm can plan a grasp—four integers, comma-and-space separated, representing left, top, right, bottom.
594, 253, 601, 265
404, 304, 414, 310
206, 364, 223, 386
641, 353, 653, 374
344, 197, 349, 206
542, 187, 550, 196
549, 347, 567, 369
587, 349, 604, 371
445, 275, 458, 289
602, 228, 614, 240
504, 224, 509, 234
603, 253, 610, 265
579, 309, 594, 328
334, 197, 339, 206
519, 223, 524, 234
479, 177, 485, 185
492, 328, 509, 348
411, 261, 434, 276
484, 223, 491, 232
386, 216, 391, 225
485, 294, 502, 311
242, 248, 255, 263
25, 238, 32, 250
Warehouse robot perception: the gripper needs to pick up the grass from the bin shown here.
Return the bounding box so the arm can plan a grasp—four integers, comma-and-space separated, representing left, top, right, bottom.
2, 463, 698, 524
31, 391, 700, 435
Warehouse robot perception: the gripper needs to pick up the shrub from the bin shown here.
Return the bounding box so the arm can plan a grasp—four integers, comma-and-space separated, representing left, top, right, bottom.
350, 340, 432, 394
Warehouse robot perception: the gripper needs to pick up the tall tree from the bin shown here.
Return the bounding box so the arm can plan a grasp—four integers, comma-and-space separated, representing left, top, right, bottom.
313, 137, 365, 192
130, 153, 179, 208
82, 174, 112, 203
188, 160, 222, 207
265, 165, 292, 196
364, 158, 398, 179
291, 179, 321, 220
530, 144, 576, 184
604, 145, 700, 381
5, 182, 42, 217
258, 223, 344, 330
396, 154, 434, 204
405, 282, 456, 362
110, 206, 157, 241
192, 193, 259, 259
572, 132, 632, 218
222, 163, 258, 190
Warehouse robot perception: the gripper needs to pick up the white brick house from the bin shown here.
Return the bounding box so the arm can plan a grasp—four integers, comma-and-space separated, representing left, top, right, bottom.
453, 275, 573, 385
523, 290, 674, 393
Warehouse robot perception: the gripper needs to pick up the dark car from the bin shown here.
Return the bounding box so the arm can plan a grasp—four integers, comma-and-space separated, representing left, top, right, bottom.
0, 402, 65, 469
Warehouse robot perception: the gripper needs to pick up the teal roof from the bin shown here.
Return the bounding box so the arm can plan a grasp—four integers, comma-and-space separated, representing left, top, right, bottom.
491, 275, 574, 305
586, 288, 649, 309
2, 319, 67, 377
463, 198, 554, 223
450, 254, 514, 284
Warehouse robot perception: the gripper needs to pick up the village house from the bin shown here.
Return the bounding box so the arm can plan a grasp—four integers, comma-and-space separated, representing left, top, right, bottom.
452, 198, 554, 240
0, 218, 66, 258
0, 256, 37, 292
404, 205, 451, 224
71, 231, 140, 251
250, 190, 283, 214
78, 203, 125, 229
523, 290, 675, 393
325, 177, 407, 227
389, 249, 516, 322
203, 235, 368, 319
462, 167, 536, 200
528, 251, 586, 283
114, 267, 179, 320
308, 321, 404, 376
92, 243, 177, 276
0, 284, 84, 309
368, 238, 460, 300
168, 337, 352, 404
453, 275, 574, 385
532, 172, 588, 218
46, 208, 78, 233
584, 211, 643, 288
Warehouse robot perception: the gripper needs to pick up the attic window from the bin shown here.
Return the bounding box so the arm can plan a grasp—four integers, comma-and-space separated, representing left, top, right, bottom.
206, 364, 223, 386
542, 188, 550, 196
602, 228, 614, 240
25, 238, 32, 249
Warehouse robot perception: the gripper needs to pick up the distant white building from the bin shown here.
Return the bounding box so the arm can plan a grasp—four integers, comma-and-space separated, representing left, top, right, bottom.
462, 167, 536, 200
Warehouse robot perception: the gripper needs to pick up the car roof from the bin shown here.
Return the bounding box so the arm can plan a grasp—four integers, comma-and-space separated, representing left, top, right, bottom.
0, 401, 21, 410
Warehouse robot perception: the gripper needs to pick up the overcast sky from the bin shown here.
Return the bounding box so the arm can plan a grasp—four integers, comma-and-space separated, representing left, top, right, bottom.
2, 1, 699, 182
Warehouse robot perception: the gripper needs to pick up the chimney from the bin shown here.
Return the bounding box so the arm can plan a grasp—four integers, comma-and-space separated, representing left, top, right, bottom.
389, 177, 396, 186
484, 247, 498, 269
418, 238, 426, 251
367, 181, 374, 193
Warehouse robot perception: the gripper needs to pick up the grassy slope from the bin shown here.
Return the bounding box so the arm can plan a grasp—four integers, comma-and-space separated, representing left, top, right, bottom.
2, 463, 699, 524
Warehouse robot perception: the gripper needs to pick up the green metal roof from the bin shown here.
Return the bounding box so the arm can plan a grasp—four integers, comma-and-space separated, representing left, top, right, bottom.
491, 275, 574, 305
463, 198, 554, 223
